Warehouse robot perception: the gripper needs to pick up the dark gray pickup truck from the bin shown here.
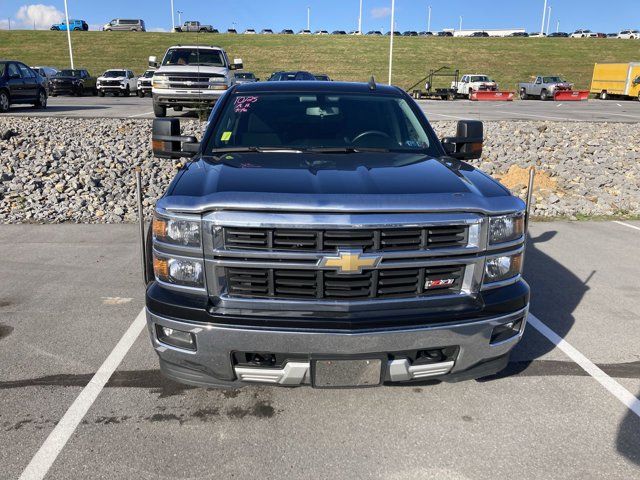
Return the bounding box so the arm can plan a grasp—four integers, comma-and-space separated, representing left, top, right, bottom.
142, 80, 530, 389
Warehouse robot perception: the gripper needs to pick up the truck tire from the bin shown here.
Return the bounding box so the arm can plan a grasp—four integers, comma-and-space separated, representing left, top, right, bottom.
137, 90, 145, 98
153, 103, 167, 117
468, 88, 474, 99
98, 90, 105, 97
600, 91, 608, 100
519, 88, 528, 100
540, 89, 549, 101
75, 85, 84, 97
199, 28, 207, 33
0, 90, 10, 113
124, 86, 130, 97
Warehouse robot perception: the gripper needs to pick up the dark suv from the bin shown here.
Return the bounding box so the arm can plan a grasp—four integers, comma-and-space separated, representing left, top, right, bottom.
0, 61, 48, 112
50, 69, 97, 96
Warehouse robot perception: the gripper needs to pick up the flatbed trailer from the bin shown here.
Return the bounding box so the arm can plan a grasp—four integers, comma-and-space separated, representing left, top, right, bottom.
407, 67, 459, 100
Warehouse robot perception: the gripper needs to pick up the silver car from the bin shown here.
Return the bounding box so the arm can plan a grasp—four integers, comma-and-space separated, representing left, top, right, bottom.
103, 18, 146, 31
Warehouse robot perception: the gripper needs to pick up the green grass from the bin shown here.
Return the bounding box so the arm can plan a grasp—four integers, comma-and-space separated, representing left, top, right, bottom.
2, 31, 640, 90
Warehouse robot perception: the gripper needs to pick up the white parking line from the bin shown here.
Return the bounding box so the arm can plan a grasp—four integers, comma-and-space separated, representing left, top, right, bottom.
128, 111, 154, 118
528, 314, 640, 419
613, 220, 640, 232
19, 308, 146, 480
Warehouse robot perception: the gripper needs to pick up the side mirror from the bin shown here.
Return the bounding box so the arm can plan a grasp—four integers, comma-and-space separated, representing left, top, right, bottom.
230, 58, 243, 70
441, 120, 483, 160
152, 118, 200, 159
255, 78, 260, 82
148, 56, 158, 68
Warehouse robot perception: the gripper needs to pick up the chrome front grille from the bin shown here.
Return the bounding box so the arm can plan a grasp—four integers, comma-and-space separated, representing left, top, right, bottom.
203, 211, 487, 305
157, 73, 224, 89
226, 265, 465, 300
223, 225, 468, 252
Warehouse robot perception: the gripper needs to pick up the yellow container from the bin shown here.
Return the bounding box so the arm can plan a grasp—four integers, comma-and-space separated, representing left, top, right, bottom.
590, 62, 640, 99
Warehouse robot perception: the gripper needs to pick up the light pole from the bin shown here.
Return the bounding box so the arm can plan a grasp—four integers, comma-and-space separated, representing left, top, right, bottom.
540, 0, 547, 36
459, 16, 463, 32
556, 20, 559, 33
170, 0, 175, 31
388, 0, 395, 85
177, 10, 183, 26
546, 6, 551, 35
307, 6, 310, 31
63, 0, 74, 69
358, 0, 363, 34
427, 5, 432, 33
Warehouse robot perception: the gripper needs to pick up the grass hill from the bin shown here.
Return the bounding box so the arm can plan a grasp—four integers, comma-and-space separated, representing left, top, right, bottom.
2, 31, 639, 90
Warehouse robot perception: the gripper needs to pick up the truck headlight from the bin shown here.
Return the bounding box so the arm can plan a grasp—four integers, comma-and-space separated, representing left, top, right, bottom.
208, 77, 228, 90
153, 254, 204, 287
489, 213, 524, 245
152, 216, 201, 247
484, 253, 523, 283
152, 77, 169, 89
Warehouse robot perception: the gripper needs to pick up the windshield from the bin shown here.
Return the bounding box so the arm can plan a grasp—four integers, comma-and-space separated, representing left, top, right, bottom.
236, 73, 254, 79
470, 76, 491, 82
58, 70, 82, 77
103, 70, 126, 78
543, 76, 565, 83
162, 48, 225, 67
205, 92, 438, 155
143, 70, 154, 78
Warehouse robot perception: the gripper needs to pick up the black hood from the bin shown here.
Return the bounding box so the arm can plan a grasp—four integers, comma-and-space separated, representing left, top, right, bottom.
168, 153, 509, 198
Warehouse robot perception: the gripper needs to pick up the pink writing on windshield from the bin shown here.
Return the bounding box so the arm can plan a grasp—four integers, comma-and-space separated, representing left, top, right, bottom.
234, 96, 259, 113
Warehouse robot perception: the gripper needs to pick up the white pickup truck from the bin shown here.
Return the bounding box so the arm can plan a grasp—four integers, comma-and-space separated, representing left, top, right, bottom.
96, 69, 138, 97
451, 74, 498, 98
149, 45, 242, 117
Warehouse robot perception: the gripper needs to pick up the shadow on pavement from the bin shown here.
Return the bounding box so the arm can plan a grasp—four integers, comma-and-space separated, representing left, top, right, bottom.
482, 229, 589, 380
617, 400, 640, 467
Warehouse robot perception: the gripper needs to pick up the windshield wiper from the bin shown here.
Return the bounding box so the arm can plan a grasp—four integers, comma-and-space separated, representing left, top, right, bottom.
208, 146, 304, 155
304, 147, 390, 154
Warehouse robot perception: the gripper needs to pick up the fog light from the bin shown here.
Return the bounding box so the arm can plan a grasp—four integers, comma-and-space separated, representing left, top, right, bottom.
490, 318, 523, 344
156, 324, 196, 350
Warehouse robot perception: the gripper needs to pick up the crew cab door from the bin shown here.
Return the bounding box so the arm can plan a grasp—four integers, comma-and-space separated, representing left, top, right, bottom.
533, 76, 543, 95
6, 63, 25, 102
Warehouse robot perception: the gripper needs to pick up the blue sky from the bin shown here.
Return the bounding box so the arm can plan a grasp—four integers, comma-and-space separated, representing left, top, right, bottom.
0, 1, 638, 33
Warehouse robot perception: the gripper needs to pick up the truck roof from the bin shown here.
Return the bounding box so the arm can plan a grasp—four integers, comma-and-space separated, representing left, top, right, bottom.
234, 80, 403, 96
167, 45, 223, 50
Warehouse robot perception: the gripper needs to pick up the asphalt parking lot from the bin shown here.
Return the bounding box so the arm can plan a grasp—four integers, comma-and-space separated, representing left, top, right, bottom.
1, 220, 639, 479
4, 94, 640, 122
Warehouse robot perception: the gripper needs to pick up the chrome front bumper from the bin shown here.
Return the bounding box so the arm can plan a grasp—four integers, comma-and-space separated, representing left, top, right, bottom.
147, 306, 528, 388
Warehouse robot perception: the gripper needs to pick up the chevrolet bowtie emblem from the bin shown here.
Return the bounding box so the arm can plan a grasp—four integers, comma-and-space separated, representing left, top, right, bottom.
319, 249, 381, 274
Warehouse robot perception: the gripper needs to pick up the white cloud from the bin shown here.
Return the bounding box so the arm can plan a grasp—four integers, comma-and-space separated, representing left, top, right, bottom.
0, 19, 10, 30
371, 7, 391, 19
15, 4, 63, 30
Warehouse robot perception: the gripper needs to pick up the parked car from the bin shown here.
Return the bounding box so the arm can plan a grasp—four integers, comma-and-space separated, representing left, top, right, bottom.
316, 30, 329, 35
332, 30, 347, 35
617, 30, 640, 39
137, 70, 154, 97
518, 75, 573, 100
437, 31, 453, 37
234, 72, 259, 84
103, 19, 146, 31
261, 29, 274, 34
470, 31, 489, 37
267, 71, 316, 81
298, 29, 312, 35
314, 73, 331, 81
590, 62, 640, 100
226, 28, 238, 34
385, 31, 401, 36
145, 81, 530, 388
570, 29, 592, 38
280, 29, 294, 34
418, 31, 434, 36
0, 61, 48, 112
366, 30, 383, 36
31, 66, 58, 92
606, 33, 619, 38
174, 21, 215, 33
50, 19, 88, 31
50, 69, 96, 96
508, 32, 529, 37
244, 29, 257, 34
452, 74, 498, 98
528, 32, 546, 37
403, 31, 419, 36
149, 45, 242, 116
548, 32, 569, 37
96, 69, 138, 97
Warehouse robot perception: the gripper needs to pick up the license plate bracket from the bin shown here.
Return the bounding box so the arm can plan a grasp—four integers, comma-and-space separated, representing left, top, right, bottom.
311, 357, 383, 388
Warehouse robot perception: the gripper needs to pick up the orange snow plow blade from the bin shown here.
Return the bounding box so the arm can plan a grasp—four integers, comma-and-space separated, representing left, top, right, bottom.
553, 90, 589, 101
470, 91, 514, 101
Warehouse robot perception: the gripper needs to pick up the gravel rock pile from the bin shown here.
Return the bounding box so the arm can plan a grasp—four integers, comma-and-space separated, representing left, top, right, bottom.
0, 117, 638, 223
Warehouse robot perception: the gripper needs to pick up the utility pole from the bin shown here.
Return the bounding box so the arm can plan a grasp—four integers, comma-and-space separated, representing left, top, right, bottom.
388, 0, 395, 85
546, 6, 551, 35
170, 0, 175, 31
63, 0, 74, 69
556, 20, 559, 33
427, 5, 432, 33
307, 6, 310, 31
358, 0, 363, 34
540, 0, 547, 36
177, 10, 183, 26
